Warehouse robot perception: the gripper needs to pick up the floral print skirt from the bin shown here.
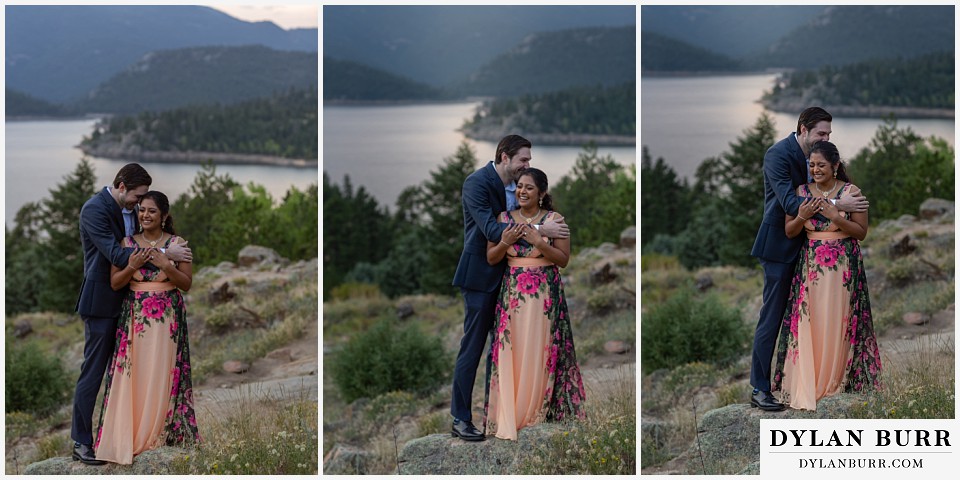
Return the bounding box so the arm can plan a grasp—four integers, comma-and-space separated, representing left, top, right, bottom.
483, 264, 585, 440
773, 237, 882, 410
95, 287, 200, 464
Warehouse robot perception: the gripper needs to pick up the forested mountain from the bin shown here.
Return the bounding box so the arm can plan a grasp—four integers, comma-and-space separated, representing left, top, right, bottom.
80, 88, 318, 160
747, 5, 954, 69
762, 52, 954, 117
450, 26, 635, 97
323, 5, 634, 87
74, 46, 317, 114
461, 82, 635, 145
323, 57, 445, 102
641, 32, 744, 74
5, 5, 317, 103
640, 5, 824, 58
6, 89, 74, 117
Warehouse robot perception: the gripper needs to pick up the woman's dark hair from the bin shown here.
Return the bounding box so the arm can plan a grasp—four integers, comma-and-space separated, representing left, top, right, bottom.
796, 106, 832, 135
518, 168, 554, 211
809, 140, 851, 183
140, 191, 176, 235
494, 134, 532, 164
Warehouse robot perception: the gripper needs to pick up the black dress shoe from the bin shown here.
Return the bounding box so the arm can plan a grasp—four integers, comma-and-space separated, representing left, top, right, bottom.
451, 419, 485, 442
72, 443, 107, 465
751, 390, 786, 411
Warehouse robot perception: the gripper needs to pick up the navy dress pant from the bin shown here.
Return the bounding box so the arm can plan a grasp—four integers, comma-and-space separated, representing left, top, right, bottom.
751, 258, 795, 392
71, 315, 118, 446
450, 287, 498, 423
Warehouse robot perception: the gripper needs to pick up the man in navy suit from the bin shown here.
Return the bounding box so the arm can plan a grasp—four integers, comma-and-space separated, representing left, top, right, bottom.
749, 107, 868, 410
71, 163, 191, 464
449, 135, 568, 441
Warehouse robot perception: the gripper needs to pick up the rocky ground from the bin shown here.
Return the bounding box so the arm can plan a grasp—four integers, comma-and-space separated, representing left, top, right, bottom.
7, 247, 319, 475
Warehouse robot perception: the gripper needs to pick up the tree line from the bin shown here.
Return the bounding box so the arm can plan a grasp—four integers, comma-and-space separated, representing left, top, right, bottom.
462, 82, 635, 138
81, 87, 318, 160
763, 51, 954, 110
5, 160, 317, 316
642, 115, 955, 270
324, 142, 635, 298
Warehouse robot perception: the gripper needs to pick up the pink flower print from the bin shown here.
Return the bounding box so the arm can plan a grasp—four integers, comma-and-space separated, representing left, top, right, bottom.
509, 297, 519, 311
117, 331, 129, 360
134, 321, 145, 336
789, 310, 799, 338
572, 391, 581, 405
170, 367, 181, 396
491, 340, 500, 366
497, 309, 509, 333
141, 295, 169, 319
516, 271, 540, 294
543, 296, 553, 313
808, 270, 818, 283
815, 244, 839, 268
189, 416, 197, 427
170, 320, 178, 336
849, 315, 859, 343
547, 345, 558, 374
843, 269, 852, 284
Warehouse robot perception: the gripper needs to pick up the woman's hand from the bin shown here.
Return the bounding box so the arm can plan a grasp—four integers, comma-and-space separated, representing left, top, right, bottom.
520, 224, 546, 247
500, 224, 525, 245
797, 197, 821, 220
149, 249, 175, 271
820, 199, 841, 221
128, 247, 151, 270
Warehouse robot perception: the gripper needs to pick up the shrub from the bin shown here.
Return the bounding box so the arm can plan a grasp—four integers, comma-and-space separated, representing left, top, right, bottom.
330, 320, 450, 402
330, 282, 383, 301
641, 288, 749, 374
5, 337, 72, 416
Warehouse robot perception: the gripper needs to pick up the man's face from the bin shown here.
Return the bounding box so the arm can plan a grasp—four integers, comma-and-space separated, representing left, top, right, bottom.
799, 120, 831, 155
503, 147, 532, 181
119, 183, 149, 210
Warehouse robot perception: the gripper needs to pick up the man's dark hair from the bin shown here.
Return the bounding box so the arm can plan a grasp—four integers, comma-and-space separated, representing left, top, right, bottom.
796, 107, 832, 135
494, 134, 532, 164
112, 163, 152, 189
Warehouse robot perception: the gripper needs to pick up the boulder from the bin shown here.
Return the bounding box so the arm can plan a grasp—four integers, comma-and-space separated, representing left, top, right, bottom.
589, 262, 618, 285
237, 245, 286, 268
23, 446, 191, 475
323, 443, 372, 475
222, 360, 251, 374
13, 318, 33, 338
399, 422, 565, 474
903, 312, 928, 326
918, 198, 954, 220
604, 340, 631, 354
619, 226, 636, 249
396, 302, 415, 320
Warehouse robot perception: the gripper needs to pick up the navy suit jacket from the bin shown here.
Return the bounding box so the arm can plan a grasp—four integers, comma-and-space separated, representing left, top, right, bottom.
76, 187, 134, 318
452, 162, 509, 293
750, 133, 809, 264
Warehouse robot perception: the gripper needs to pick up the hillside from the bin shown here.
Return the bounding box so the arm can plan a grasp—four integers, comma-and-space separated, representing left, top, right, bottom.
323, 229, 637, 474
323, 5, 634, 88
450, 26, 635, 97
6, 247, 319, 474
640, 32, 744, 75
641, 199, 955, 473
761, 51, 955, 118
323, 57, 445, 102
5, 5, 316, 103
5, 89, 74, 118
79, 88, 318, 165
747, 5, 954, 69
640, 5, 824, 58
74, 45, 317, 114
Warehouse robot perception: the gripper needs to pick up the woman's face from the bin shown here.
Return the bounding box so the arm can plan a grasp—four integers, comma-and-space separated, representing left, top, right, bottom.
516, 174, 542, 209
138, 197, 165, 232
808, 152, 835, 186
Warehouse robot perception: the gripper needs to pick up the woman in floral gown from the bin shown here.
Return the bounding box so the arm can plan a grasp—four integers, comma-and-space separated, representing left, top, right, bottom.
482, 168, 586, 440
773, 141, 882, 410
95, 191, 200, 464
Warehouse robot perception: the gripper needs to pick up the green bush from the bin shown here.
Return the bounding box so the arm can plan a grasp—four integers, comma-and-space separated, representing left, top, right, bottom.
330, 320, 450, 402
641, 288, 749, 374
5, 337, 72, 415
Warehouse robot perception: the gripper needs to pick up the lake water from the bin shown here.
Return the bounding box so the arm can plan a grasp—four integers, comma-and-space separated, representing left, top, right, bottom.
322, 103, 637, 210
4, 118, 319, 228
640, 74, 956, 181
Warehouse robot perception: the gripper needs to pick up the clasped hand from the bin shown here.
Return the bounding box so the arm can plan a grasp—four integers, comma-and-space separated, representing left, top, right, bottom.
799, 197, 839, 220
129, 247, 173, 270
500, 224, 540, 245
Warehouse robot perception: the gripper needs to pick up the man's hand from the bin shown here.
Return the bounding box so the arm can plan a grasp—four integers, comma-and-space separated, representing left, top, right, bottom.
166, 241, 193, 263
539, 216, 569, 239
836, 191, 869, 213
